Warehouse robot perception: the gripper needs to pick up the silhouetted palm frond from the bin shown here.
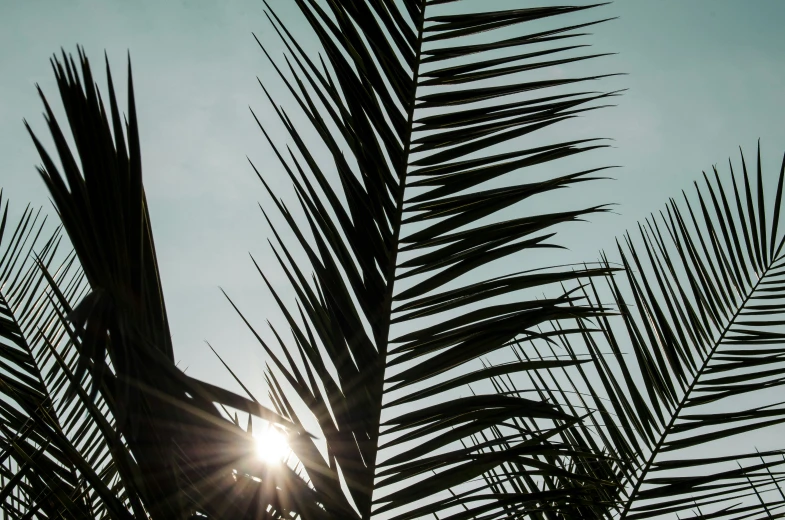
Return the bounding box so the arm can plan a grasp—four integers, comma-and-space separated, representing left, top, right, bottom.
4, 1, 782, 519
230, 1, 621, 518
10, 49, 323, 519
0, 193, 122, 519
491, 143, 785, 519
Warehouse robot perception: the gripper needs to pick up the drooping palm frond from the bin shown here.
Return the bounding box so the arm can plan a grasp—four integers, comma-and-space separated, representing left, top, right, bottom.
493, 143, 785, 519
230, 1, 623, 518
16, 49, 325, 519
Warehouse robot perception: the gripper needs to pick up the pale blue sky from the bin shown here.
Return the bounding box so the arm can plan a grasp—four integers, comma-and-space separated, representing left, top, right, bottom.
2, 0, 785, 408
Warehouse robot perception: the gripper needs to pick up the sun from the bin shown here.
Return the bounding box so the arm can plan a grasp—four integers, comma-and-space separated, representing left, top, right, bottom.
254, 426, 290, 464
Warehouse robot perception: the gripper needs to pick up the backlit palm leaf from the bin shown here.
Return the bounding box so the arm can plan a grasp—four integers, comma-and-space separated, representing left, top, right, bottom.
0, 194, 136, 518
17, 49, 321, 519
493, 143, 785, 519
228, 1, 622, 518
5, 1, 782, 519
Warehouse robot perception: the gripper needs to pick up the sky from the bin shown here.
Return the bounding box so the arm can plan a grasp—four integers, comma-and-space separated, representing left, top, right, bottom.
2, 0, 785, 511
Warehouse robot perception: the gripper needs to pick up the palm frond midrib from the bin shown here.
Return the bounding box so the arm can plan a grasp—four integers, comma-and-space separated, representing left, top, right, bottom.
357, 7, 428, 512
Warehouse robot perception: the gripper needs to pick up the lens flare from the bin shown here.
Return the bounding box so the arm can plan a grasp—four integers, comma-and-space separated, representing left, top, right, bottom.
254, 426, 290, 464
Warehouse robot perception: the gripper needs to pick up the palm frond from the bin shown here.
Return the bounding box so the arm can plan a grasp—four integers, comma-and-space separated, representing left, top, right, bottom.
21, 48, 316, 519
0, 192, 137, 518
236, 1, 622, 517
494, 143, 785, 519
9, 1, 780, 519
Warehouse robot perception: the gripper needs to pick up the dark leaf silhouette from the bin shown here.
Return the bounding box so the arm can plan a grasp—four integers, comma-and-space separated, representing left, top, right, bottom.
2, 1, 783, 519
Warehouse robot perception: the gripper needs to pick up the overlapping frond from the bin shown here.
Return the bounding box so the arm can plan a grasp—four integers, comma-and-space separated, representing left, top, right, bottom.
17, 49, 319, 519
494, 143, 785, 519
5, 1, 779, 519
238, 1, 621, 517
0, 194, 136, 518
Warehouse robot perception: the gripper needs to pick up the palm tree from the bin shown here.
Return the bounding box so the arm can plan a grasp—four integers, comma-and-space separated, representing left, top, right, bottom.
0, 1, 783, 519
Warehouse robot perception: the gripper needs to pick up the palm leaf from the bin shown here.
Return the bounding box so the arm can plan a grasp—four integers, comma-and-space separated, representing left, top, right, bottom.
233, 1, 622, 518
20, 48, 322, 519
0, 193, 139, 518
493, 143, 785, 519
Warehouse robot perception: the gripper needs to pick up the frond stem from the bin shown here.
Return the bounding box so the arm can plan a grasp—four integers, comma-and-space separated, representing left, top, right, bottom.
366, 2, 426, 518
